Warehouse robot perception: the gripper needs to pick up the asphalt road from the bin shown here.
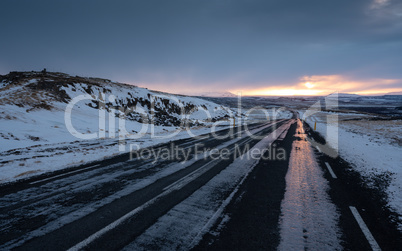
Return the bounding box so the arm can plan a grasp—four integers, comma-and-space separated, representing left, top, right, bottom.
195, 120, 402, 251
0, 118, 400, 250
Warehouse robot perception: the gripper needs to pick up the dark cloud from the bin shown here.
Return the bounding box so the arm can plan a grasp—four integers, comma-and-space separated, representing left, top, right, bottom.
1, 0, 401, 92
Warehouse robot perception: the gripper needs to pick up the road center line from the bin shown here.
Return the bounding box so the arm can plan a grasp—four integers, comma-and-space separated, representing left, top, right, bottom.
67, 184, 176, 251
277, 121, 292, 141
349, 206, 381, 251
162, 159, 221, 191
163, 136, 254, 191
29, 164, 101, 185
324, 162, 337, 179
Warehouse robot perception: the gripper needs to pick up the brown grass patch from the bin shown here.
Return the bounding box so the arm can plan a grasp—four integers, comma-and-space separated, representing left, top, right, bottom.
14, 170, 41, 178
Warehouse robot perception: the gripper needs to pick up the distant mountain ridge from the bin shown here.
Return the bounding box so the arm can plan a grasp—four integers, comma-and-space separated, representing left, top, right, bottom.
336, 93, 360, 97
186, 91, 237, 98
386, 91, 402, 95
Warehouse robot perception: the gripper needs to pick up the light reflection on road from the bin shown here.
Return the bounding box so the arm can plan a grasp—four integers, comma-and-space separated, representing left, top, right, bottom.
278, 119, 342, 250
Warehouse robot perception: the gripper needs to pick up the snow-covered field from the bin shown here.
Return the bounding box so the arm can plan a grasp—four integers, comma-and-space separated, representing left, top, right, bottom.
299, 109, 402, 228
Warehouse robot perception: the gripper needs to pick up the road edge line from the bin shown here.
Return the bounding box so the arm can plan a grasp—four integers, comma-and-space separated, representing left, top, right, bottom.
349, 206, 381, 251
29, 164, 101, 185
324, 162, 337, 179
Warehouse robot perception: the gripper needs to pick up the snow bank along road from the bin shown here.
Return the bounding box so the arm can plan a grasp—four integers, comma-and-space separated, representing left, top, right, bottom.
0, 119, 400, 250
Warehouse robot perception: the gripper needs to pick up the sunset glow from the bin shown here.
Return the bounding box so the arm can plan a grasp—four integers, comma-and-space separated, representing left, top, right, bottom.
230, 75, 402, 96
240, 88, 323, 96
305, 82, 314, 89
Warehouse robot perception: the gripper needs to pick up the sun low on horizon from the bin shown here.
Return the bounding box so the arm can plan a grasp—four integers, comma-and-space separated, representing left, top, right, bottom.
134, 73, 402, 97
227, 75, 402, 97
240, 87, 323, 96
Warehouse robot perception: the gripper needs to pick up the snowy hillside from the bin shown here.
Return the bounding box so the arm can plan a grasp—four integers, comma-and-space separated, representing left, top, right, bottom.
0, 71, 237, 151
0, 71, 239, 182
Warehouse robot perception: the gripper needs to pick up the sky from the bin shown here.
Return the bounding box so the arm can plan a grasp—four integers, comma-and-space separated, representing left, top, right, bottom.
1, 0, 402, 96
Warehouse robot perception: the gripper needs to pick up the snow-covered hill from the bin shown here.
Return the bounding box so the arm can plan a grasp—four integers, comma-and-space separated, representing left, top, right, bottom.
0, 71, 241, 181
0, 71, 237, 150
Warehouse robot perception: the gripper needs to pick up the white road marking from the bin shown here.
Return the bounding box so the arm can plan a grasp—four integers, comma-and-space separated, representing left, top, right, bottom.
67, 156, 227, 251
316, 145, 322, 152
67, 187, 174, 251
324, 162, 337, 179
349, 206, 381, 251
277, 120, 293, 141
29, 164, 101, 185
162, 159, 220, 191
163, 137, 255, 192
179, 136, 210, 147
188, 149, 259, 248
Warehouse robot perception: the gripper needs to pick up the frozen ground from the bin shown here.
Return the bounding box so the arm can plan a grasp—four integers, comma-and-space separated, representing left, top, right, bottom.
299, 109, 402, 229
